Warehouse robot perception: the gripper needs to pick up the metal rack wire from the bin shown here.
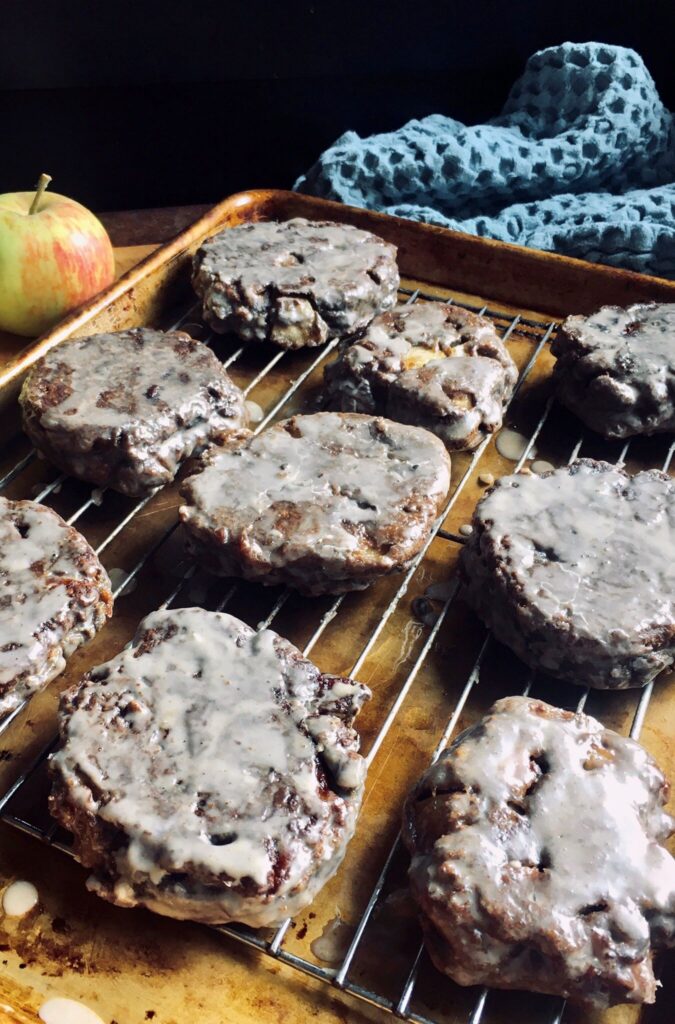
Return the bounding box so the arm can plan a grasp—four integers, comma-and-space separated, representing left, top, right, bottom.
0, 282, 670, 1024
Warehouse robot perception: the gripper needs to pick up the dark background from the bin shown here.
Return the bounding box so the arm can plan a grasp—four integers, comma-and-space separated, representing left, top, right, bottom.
2, 1, 674, 212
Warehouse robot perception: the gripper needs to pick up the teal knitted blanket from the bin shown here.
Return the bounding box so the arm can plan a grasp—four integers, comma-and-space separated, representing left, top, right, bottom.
296, 43, 675, 279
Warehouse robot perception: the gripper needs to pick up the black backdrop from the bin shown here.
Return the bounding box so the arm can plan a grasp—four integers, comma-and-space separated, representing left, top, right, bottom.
1, 1, 673, 210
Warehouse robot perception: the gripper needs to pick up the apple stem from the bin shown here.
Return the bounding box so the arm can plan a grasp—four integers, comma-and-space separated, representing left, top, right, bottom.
29, 173, 53, 215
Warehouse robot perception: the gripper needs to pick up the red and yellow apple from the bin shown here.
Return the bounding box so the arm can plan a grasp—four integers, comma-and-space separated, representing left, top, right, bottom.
0, 174, 115, 337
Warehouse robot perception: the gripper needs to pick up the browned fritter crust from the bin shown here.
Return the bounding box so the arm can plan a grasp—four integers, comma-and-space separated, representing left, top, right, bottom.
552, 303, 675, 439
179, 412, 451, 595
460, 459, 675, 689
50, 608, 369, 927
192, 218, 399, 348
21, 327, 248, 497
0, 497, 112, 717
323, 302, 517, 451
403, 696, 675, 1007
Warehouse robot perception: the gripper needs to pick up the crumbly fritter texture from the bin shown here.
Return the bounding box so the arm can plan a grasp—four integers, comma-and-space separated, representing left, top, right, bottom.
50, 607, 369, 927
179, 412, 451, 595
460, 458, 675, 689
403, 696, 675, 1007
192, 218, 399, 349
323, 302, 517, 450
552, 303, 675, 439
20, 327, 248, 497
0, 498, 112, 718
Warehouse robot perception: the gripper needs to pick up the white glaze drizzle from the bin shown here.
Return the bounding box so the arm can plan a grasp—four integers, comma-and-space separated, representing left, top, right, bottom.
0, 498, 111, 717
390, 356, 511, 447
245, 400, 265, 424
180, 413, 451, 592
531, 459, 556, 475
21, 328, 248, 496
323, 303, 517, 451
309, 912, 355, 963
495, 427, 535, 461
412, 697, 675, 991
52, 608, 369, 927
2, 880, 38, 917
194, 218, 399, 345
472, 461, 675, 659
32, 329, 243, 432
553, 304, 675, 438
39, 997, 105, 1024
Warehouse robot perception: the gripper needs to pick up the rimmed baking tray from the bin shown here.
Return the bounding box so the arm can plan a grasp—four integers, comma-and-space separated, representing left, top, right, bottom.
0, 190, 673, 1024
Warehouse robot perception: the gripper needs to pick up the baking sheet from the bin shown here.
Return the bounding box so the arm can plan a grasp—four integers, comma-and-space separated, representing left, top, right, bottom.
0, 191, 673, 1024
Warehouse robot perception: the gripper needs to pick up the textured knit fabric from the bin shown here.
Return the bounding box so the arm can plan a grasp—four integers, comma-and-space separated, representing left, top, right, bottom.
296, 43, 675, 279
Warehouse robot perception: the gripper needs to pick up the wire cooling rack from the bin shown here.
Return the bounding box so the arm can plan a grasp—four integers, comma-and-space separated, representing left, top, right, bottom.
0, 280, 672, 1024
